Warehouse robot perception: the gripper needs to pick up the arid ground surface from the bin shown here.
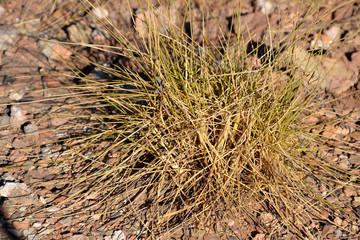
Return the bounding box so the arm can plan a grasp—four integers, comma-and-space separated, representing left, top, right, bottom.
0, 0, 360, 239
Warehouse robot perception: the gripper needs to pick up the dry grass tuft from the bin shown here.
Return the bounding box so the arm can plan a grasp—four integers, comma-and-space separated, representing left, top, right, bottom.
27, 0, 360, 238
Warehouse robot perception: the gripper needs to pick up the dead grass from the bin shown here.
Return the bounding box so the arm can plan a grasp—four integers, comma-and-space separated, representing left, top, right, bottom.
21, 0, 360, 239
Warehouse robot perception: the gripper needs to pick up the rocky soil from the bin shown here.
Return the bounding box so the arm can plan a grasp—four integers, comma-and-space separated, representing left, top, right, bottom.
0, 0, 360, 239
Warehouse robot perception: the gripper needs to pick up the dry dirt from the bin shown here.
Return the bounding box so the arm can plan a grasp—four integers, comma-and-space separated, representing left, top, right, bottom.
0, 0, 360, 239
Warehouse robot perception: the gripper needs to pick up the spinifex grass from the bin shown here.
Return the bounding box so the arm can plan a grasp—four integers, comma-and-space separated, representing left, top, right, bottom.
32, 0, 359, 238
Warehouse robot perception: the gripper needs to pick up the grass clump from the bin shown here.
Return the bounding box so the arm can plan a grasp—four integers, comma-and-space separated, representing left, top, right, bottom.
38, 0, 359, 238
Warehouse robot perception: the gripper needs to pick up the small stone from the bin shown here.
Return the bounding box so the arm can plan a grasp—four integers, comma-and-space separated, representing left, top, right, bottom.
324, 57, 358, 95
12, 219, 30, 229
349, 131, 360, 141
67, 23, 90, 44
22, 228, 35, 236
47, 207, 60, 213
253, 233, 266, 240
334, 217, 342, 226
53, 196, 67, 203
338, 192, 347, 201
27, 235, 38, 240
46, 218, 57, 225
352, 197, 360, 207
305, 176, 316, 185
23, 160, 34, 170
59, 217, 72, 226
23, 122, 38, 134
203, 234, 218, 240
310, 221, 317, 228
322, 225, 335, 237
233, 12, 267, 42
339, 161, 350, 170
293, 44, 357, 94
55, 132, 68, 138
1, 172, 16, 181
12, 138, 28, 149
38, 196, 46, 205
301, 115, 319, 126
19, 206, 27, 212
334, 229, 342, 238
92, 7, 109, 19
227, 218, 235, 227
325, 26, 341, 43
135, 5, 179, 38
0, 182, 31, 198
68, 234, 88, 240
109, 230, 126, 240
311, 26, 341, 50
50, 117, 69, 126
334, 148, 343, 156
256, 0, 275, 14
0, 115, 10, 126
344, 187, 357, 198
342, 220, 349, 227
9, 92, 24, 101
259, 212, 276, 226
1, 200, 17, 218
352, 224, 359, 232
10, 105, 27, 125
41, 41, 73, 62
44, 77, 62, 88
41, 222, 49, 228
37, 228, 54, 235
32, 222, 42, 228
191, 16, 229, 43
322, 125, 337, 138
319, 109, 338, 120
11, 195, 38, 205
0, 26, 18, 49
40, 146, 52, 156
349, 155, 360, 165
91, 214, 101, 221
90, 230, 103, 237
